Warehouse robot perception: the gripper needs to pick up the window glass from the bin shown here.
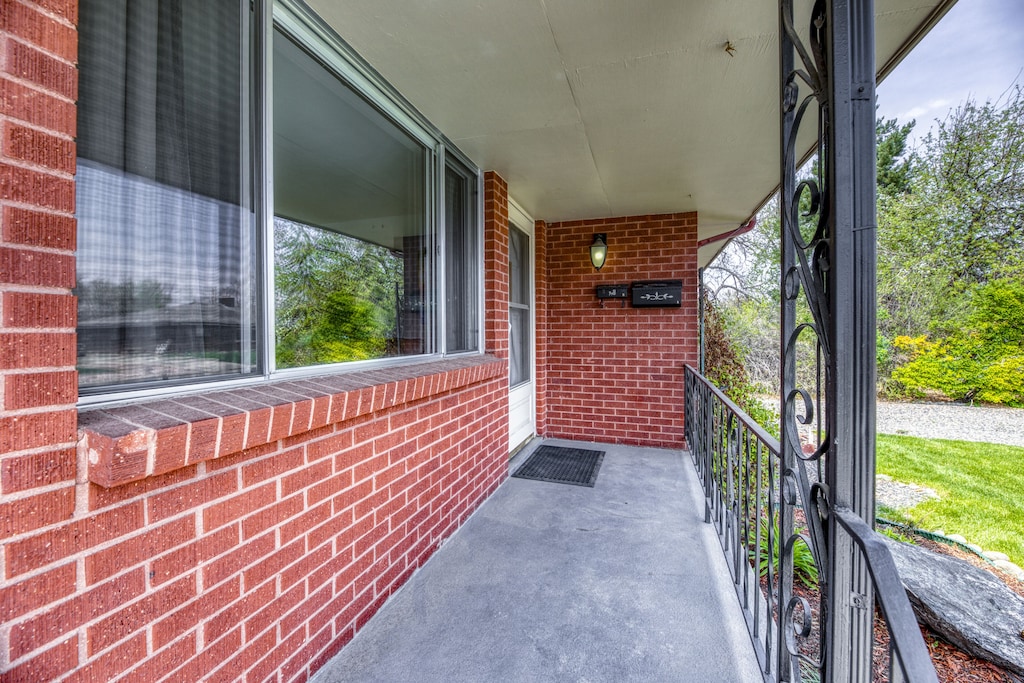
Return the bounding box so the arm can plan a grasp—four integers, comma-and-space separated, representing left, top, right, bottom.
273, 31, 429, 368
76, 0, 256, 392
509, 225, 531, 386
444, 164, 479, 353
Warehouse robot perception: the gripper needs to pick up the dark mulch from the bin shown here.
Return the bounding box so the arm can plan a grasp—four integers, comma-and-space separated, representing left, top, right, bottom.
759, 529, 1024, 682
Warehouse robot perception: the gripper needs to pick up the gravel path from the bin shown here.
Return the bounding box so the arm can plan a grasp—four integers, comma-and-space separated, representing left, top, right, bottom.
876, 400, 1024, 448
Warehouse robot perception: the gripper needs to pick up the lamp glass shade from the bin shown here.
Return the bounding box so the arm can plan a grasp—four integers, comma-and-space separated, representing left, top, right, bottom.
590, 234, 607, 270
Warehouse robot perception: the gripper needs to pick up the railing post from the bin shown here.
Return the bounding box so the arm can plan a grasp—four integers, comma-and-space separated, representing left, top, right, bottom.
824, 0, 878, 679
777, 0, 797, 679
779, 0, 879, 679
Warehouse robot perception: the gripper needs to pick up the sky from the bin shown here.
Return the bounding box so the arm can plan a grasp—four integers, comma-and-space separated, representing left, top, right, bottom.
875, 0, 1024, 143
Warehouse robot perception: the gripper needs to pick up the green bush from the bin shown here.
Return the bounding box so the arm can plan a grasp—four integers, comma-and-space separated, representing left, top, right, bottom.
976, 355, 1024, 406
887, 278, 1024, 407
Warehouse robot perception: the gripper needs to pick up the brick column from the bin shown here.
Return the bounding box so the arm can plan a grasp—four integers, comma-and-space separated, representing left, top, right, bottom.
0, 1, 81, 678
0, 7, 80, 495
482, 171, 509, 360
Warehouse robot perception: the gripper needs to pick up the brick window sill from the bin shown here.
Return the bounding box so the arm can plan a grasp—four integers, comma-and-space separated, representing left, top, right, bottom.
79, 355, 505, 488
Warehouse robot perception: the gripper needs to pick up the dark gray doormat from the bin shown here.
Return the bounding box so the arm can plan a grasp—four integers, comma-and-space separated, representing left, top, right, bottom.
512, 445, 605, 487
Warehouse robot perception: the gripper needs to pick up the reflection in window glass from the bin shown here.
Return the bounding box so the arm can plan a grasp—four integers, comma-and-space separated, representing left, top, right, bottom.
75, 0, 256, 391
445, 164, 479, 353
273, 30, 428, 369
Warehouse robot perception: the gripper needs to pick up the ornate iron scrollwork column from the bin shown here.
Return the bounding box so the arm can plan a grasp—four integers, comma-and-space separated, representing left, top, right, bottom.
778, 0, 877, 680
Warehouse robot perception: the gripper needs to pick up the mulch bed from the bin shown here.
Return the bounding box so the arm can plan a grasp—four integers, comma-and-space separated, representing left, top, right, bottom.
760, 530, 1024, 682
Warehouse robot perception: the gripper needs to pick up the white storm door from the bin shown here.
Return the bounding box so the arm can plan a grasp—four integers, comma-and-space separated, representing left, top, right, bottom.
508, 203, 535, 452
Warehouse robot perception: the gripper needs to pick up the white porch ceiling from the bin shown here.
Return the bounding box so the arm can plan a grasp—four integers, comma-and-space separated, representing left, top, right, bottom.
307, 0, 954, 266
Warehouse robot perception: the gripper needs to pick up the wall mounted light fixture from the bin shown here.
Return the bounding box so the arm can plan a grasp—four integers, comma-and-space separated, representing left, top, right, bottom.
590, 233, 607, 270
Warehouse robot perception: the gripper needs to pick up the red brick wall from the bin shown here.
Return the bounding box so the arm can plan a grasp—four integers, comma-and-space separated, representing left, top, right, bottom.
541, 213, 699, 448
483, 172, 509, 361
0, 6, 513, 681
0, 361, 508, 682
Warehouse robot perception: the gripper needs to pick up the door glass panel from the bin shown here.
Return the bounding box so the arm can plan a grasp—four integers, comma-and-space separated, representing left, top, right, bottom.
509, 225, 530, 387
510, 307, 530, 386
509, 226, 530, 306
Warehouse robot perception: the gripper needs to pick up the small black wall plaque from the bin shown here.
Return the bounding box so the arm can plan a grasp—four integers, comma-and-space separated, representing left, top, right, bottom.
631, 280, 683, 307
596, 284, 629, 300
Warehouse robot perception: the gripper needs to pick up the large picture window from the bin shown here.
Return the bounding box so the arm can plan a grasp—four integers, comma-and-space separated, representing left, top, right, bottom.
76, 0, 480, 399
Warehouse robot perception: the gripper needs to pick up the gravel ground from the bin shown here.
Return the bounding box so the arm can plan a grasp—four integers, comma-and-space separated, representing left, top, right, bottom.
876, 400, 1024, 448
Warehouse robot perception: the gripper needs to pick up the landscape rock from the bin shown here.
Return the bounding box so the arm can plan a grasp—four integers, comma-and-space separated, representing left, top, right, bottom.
883, 534, 1024, 675
984, 550, 1011, 562
992, 560, 1024, 581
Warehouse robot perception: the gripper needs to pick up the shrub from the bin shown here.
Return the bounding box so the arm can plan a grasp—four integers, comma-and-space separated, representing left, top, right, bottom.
750, 513, 819, 589
888, 331, 1024, 407
976, 355, 1024, 407
887, 278, 1024, 407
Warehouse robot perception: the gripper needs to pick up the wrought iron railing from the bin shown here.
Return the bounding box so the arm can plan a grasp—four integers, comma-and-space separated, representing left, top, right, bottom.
684, 365, 937, 682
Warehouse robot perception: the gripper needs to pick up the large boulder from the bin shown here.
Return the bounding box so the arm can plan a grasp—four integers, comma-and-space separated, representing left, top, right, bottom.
882, 534, 1024, 675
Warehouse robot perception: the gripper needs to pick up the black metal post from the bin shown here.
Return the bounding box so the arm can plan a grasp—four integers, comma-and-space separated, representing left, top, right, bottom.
777, 1, 797, 679
698, 267, 706, 375
823, 0, 877, 679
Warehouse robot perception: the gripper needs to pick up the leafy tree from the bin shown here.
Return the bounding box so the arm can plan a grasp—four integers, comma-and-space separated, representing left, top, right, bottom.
703, 296, 779, 435
707, 90, 1024, 407
888, 278, 1024, 406
878, 88, 1024, 340
875, 116, 917, 198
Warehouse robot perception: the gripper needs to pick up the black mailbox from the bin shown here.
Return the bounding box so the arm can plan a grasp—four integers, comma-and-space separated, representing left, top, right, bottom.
596, 284, 629, 300
631, 280, 683, 307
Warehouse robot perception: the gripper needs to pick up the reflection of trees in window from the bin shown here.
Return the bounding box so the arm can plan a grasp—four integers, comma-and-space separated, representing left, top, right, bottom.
274, 218, 405, 367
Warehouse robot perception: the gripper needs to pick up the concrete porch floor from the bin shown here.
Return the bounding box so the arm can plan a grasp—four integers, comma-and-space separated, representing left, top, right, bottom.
311, 439, 763, 683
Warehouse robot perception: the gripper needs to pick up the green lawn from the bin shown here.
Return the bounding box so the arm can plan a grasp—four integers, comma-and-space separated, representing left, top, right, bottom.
876, 434, 1024, 568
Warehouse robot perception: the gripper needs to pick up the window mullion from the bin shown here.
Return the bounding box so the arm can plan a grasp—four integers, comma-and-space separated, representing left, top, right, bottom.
260, 0, 277, 378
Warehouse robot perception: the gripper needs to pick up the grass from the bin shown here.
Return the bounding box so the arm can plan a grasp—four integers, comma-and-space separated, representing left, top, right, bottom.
876, 434, 1024, 567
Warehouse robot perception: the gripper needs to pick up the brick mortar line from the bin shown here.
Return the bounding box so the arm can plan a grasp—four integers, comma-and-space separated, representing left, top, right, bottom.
0, 31, 77, 68
1, 115, 76, 142
0, 242, 77, 259
0, 477, 71, 506
0, 437, 77, 460
7, 0, 77, 27
0, 406, 77, 423
0, 155, 76, 180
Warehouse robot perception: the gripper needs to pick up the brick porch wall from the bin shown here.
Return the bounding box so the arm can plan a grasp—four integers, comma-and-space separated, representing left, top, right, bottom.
0, 5, 512, 681
541, 213, 699, 448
